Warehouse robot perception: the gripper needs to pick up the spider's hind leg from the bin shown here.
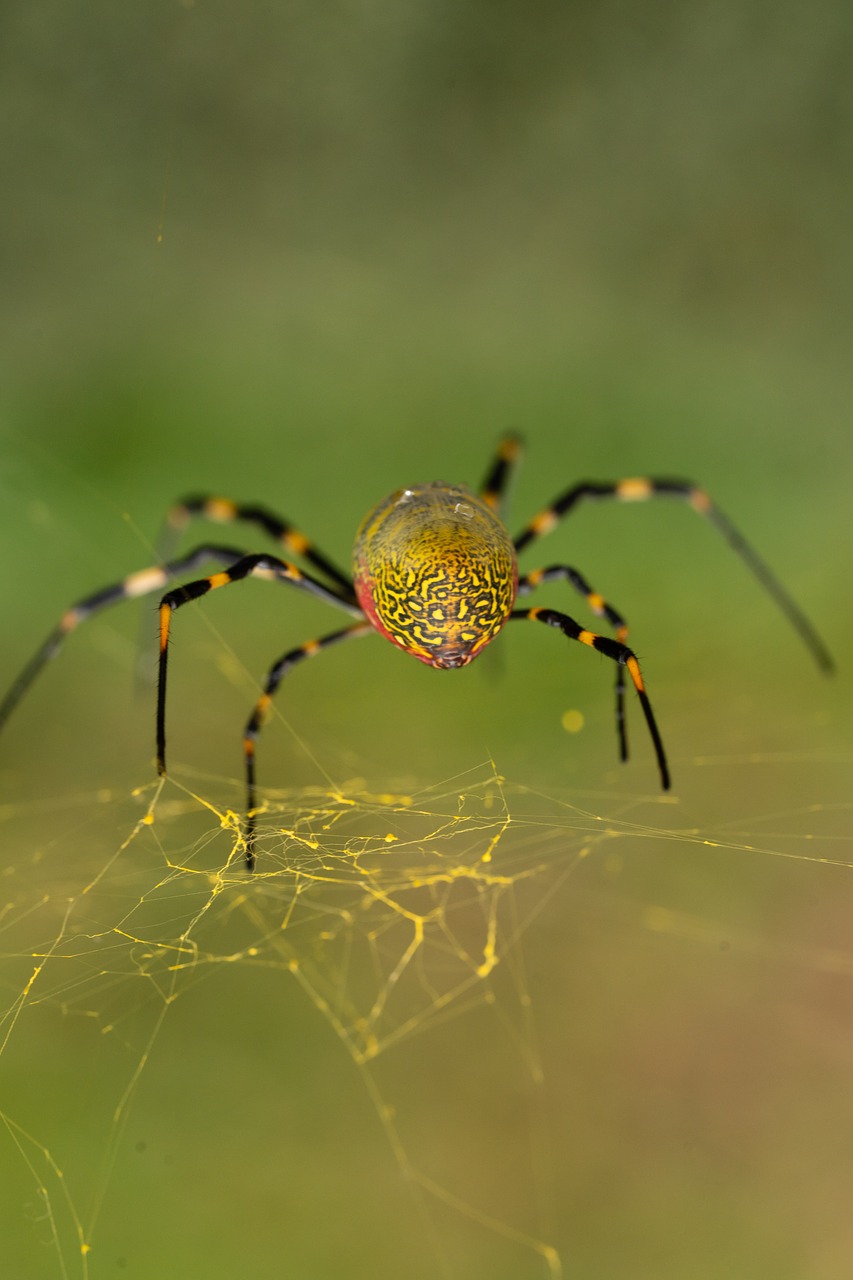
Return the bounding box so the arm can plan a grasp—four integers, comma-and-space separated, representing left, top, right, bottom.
511, 604, 670, 792
517, 565, 633, 764
240, 622, 373, 868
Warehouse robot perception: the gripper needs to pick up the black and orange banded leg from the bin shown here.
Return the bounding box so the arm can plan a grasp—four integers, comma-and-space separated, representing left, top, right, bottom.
156, 553, 364, 781
517, 565, 633, 761
159, 496, 356, 599
241, 622, 374, 867
480, 433, 523, 517
514, 478, 834, 674
0, 542, 264, 730
511, 605, 670, 792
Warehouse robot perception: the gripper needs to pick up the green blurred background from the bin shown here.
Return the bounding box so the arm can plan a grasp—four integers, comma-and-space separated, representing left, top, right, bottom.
1, 3, 851, 1278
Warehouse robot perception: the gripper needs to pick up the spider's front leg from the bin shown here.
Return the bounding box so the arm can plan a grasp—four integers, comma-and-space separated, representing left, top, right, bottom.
511, 604, 670, 791
514, 477, 833, 674
158, 496, 357, 598
479, 432, 523, 517
0, 543, 255, 732
517, 565, 633, 763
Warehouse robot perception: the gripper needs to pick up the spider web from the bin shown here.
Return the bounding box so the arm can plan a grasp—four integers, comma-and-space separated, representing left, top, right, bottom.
1, 733, 851, 1279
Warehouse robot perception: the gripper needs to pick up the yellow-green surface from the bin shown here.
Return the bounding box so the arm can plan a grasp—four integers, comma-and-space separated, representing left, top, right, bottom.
1, 5, 851, 1278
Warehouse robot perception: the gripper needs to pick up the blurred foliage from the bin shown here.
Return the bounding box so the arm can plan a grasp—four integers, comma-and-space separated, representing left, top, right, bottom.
2, 1, 852, 414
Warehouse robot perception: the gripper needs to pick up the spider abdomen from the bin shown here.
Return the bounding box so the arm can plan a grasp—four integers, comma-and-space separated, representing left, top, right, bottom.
353, 482, 518, 669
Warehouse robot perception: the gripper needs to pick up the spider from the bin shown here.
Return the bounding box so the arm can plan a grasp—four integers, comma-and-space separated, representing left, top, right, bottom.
0, 435, 833, 869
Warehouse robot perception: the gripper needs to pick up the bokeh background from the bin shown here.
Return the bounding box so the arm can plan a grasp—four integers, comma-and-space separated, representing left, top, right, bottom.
1, 3, 851, 1278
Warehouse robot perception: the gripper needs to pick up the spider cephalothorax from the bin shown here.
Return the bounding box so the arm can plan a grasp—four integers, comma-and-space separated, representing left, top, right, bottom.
0, 435, 833, 869
353, 483, 517, 669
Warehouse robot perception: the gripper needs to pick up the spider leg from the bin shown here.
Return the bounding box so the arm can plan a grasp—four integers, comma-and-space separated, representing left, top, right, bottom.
0, 542, 268, 730
514, 478, 833, 674
511, 605, 670, 791
479, 433, 523, 517
157, 497, 356, 598
517, 565, 632, 762
240, 621, 374, 868
135, 501, 355, 696
156, 553, 364, 779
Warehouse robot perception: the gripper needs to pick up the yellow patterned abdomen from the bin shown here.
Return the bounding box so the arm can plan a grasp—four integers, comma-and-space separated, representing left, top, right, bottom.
353, 483, 518, 669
